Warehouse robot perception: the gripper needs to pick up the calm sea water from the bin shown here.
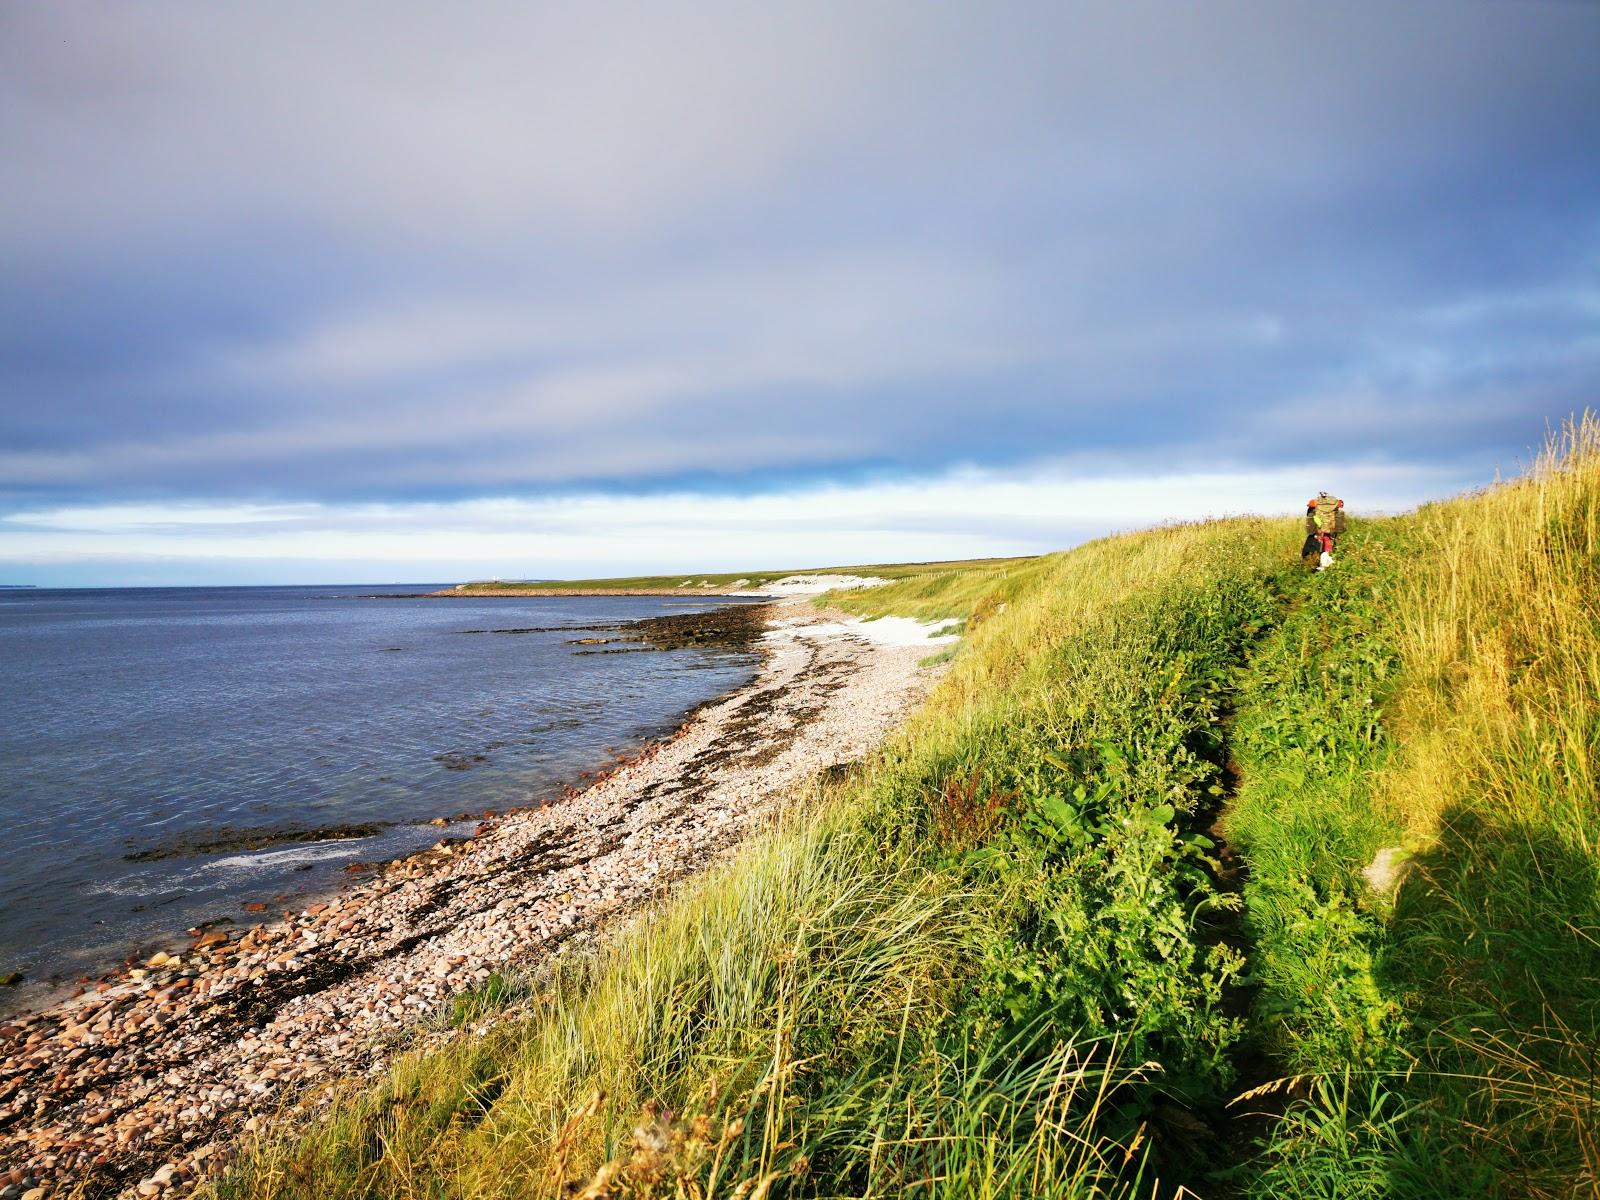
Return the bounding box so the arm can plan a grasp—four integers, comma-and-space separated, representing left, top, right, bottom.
0, 585, 760, 1011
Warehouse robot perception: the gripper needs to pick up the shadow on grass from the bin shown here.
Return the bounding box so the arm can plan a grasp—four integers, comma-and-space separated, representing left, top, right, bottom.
1377, 804, 1600, 1197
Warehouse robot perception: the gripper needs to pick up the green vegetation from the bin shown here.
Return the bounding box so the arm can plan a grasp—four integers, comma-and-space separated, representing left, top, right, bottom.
455, 557, 1037, 592
214, 419, 1598, 1199
441, 972, 533, 1030
1223, 419, 1600, 1199
822, 555, 1056, 624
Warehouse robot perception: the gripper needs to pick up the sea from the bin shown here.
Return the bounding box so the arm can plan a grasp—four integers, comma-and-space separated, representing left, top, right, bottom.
0, 585, 762, 1013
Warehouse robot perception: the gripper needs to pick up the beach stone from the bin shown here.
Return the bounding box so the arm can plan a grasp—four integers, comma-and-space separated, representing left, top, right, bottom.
0, 600, 945, 1198
1362, 845, 1412, 893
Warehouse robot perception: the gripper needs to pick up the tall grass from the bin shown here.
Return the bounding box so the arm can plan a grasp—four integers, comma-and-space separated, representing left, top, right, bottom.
219, 799, 983, 1198
215, 521, 1289, 1199
212, 782, 1152, 1200
212, 418, 1599, 1199
1228, 415, 1600, 1198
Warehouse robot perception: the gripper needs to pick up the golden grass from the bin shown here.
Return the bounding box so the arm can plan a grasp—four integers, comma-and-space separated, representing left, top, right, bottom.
1224, 413, 1600, 1198
1379, 414, 1600, 847
1377, 416, 1600, 1194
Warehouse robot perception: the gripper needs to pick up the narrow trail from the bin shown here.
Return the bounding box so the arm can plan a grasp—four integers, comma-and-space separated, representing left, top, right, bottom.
1196, 566, 1315, 1189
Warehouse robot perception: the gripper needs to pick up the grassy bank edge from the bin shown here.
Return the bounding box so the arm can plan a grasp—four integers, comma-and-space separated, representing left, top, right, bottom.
213, 517, 1290, 1199
209, 418, 1599, 1199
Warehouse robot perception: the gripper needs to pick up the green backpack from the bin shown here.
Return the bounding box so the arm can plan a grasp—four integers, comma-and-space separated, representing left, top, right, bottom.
1314, 495, 1346, 534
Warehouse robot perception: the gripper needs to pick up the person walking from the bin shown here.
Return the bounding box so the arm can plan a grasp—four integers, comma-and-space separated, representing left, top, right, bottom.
1303, 491, 1345, 570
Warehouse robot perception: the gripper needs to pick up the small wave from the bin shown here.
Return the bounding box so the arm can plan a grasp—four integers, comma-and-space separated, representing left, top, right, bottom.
203, 842, 368, 872
82, 875, 169, 898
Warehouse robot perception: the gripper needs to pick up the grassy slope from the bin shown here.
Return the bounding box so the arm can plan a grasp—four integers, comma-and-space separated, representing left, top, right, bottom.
821, 556, 1056, 624
1223, 420, 1600, 1198
454, 558, 1038, 592
213, 422, 1598, 1200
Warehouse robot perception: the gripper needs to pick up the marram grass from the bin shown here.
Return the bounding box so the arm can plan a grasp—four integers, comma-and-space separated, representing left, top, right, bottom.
212, 416, 1599, 1200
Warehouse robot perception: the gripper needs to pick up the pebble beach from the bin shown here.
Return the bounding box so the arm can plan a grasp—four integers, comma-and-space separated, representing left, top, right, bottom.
0, 600, 949, 1198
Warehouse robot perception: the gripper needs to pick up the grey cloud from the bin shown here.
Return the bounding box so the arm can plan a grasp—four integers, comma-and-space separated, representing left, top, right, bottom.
0, 1, 1596, 509
0, 2, 897, 246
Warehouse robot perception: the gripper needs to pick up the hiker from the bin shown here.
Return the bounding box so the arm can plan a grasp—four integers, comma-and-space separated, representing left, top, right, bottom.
1302, 491, 1345, 570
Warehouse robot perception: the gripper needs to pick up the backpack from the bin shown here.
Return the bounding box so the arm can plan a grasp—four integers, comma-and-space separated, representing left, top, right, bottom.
1313, 495, 1346, 534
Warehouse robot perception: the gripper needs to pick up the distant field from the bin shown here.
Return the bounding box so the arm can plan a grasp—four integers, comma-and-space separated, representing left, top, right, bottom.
450, 556, 1038, 592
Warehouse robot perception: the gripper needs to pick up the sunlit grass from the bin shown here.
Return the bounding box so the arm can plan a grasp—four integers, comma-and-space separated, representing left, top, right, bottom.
1227, 414, 1600, 1197
216, 520, 1286, 1199
210, 416, 1600, 1199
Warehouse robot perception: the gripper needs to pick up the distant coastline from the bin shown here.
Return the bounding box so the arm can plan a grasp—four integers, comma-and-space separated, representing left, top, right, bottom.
420, 558, 1034, 599
429, 584, 768, 597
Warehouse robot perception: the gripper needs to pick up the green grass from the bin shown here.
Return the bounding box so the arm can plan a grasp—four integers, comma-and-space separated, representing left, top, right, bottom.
211, 419, 1600, 1200
215, 522, 1283, 1199
1223, 418, 1600, 1199
454, 557, 1038, 592
819, 555, 1058, 623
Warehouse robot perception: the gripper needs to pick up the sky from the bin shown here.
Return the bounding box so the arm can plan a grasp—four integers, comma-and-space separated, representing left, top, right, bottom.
2, 1, 1597, 585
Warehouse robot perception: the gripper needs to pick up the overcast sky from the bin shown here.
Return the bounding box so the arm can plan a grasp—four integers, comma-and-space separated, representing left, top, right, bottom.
2, 1, 1597, 584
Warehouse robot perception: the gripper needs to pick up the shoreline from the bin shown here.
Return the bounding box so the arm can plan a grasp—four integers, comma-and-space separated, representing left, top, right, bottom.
0, 601, 773, 1022
0, 600, 949, 1197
